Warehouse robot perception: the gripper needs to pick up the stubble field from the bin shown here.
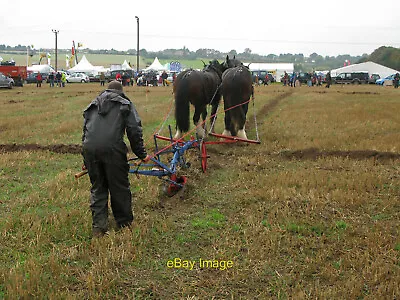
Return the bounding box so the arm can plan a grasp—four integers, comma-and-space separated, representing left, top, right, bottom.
0, 82, 399, 299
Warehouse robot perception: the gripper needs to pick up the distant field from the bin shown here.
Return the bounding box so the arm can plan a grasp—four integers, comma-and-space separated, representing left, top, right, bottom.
0, 51, 205, 70
0, 83, 399, 298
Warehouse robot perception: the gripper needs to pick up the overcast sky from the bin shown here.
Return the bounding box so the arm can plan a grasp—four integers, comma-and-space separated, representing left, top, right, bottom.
1, 0, 399, 57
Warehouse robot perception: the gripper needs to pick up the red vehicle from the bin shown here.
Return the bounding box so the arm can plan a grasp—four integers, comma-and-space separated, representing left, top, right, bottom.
0, 64, 27, 86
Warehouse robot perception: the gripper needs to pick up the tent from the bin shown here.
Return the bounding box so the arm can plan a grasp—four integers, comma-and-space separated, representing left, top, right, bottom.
121, 60, 132, 70
143, 57, 167, 71
68, 55, 104, 75
330, 61, 399, 78
27, 64, 55, 74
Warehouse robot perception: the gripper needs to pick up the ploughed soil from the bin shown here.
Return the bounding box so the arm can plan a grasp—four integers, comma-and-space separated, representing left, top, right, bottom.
0, 143, 82, 154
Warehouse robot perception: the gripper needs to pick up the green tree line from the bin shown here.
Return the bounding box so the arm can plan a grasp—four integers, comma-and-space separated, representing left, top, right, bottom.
1, 44, 399, 72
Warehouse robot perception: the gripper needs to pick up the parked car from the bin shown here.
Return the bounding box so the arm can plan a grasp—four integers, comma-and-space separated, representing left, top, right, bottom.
66, 73, 90, 83
26, 72, 50, 84
251, 70, 276, 85
297, 72, 312, 84
89, 74, 100, 82
266, 73, 276, 83
167, 71, 178, 83
107, 70, 134, 82
0, 72, 14, 88
368, 73, 380, 84
334, 72, 369, 84
137, 71, 158, 86
375, 74, 395, 86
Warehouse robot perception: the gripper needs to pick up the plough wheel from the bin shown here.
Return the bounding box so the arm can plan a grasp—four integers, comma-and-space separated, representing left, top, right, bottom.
164, 174, 187, 197
200, 141, 208, 173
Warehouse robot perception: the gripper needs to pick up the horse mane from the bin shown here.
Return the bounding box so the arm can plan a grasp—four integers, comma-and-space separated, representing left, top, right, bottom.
203, 60, 224, 79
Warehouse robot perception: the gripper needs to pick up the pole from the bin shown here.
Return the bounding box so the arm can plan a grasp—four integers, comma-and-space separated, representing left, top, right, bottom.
135, 16, 139, 75
52, 29, 59, 71
73, 40, 78, 65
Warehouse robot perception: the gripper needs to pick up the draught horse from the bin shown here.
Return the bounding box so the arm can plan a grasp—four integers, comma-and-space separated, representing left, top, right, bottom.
173, 60, 226, 139
221, 55, 253, 139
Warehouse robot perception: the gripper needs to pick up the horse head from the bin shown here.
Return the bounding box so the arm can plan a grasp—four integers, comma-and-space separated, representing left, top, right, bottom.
224, 55, 244, 69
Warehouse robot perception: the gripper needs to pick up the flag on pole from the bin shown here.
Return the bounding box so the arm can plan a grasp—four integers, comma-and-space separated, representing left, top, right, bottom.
66, 54, 70, 68
77, 42, 83, 48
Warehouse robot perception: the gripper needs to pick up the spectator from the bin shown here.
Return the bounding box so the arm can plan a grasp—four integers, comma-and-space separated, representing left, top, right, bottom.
290, 73, 297, 87
317, 74, 322, 86
312, 73, 317, 86
254, 74, 259, 86
99, 72, 105, 86
56, 72, 62, 87
122, 72, 128, 86
394, 73, 399, 89
161, 70, 168, 86
36, 72, 42, 88
264, 74, 269, 86
325, 71, 332, 88
115, 72, 122, 83
48, 72, 55, 87
61, 72, 66, 87
283, 71, 288, 86
81, 81, 150, 237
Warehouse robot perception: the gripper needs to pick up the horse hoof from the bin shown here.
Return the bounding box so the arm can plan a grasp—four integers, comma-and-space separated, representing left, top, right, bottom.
196, 127, 206, 139
222, 130, 231, 136
174, 130, 182, 140
237, 130, 248, 140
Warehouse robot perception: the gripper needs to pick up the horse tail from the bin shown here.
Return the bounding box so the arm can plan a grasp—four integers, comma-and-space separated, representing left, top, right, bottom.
174, 85, 190, 133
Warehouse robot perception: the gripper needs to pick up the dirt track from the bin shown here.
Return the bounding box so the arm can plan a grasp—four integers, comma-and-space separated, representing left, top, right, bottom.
246, 90, 293, 131
279, 147, 400, 161
2, 143, 398, 162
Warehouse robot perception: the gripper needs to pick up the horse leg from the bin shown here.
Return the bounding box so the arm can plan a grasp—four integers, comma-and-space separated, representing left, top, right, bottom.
193, 108, 205, 139
201, 108, 208, 134
222, 111, 232, 136
236, 103, 249, 139
209, 103, 218, 133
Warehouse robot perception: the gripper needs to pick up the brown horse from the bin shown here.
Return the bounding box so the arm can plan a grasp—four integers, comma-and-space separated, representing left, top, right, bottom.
173, 59, 227, 139
220, 55, 253, 139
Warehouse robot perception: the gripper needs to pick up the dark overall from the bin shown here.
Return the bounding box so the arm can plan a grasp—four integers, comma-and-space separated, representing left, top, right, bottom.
82, 89, 147, 233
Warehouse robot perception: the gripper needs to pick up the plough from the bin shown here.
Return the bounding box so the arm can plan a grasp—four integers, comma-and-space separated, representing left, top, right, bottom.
75, 98, 261, 197
129, 126, 206, 197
